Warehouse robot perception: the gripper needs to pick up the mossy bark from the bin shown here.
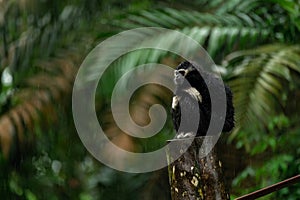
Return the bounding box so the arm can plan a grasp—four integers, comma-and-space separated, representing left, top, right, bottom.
166, 136, 230, 200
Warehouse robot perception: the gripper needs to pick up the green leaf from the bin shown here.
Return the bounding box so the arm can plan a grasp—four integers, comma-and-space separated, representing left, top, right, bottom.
227, 44, 300, 138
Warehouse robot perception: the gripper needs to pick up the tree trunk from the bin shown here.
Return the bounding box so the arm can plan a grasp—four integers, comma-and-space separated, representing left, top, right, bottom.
166, 136, 230, 200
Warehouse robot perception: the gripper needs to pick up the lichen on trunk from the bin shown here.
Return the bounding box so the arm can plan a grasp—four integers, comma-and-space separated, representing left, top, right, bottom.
166, 136, 230, 200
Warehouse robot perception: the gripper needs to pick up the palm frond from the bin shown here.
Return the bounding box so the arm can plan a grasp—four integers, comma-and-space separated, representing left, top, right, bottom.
115, 8, 268, 29
0, 3, 90, 158
0, 48, 84, 158
93, 25, 269, 100
2, 5, 81, 79
215, 0, 270, 14
226, 44, 300, 139
112, 8, 270, 60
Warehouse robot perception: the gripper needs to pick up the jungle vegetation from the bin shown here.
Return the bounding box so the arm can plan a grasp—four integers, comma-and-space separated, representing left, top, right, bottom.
0, 0, 300, 199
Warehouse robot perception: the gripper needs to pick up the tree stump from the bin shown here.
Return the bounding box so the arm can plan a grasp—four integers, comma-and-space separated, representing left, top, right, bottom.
166, 136, 230, 200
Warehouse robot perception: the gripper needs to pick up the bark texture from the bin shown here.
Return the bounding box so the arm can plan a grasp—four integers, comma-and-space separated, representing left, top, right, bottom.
166, 136, 230, 200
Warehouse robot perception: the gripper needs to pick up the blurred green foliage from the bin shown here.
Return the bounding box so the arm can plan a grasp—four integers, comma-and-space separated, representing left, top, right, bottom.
0, 0, 300, 199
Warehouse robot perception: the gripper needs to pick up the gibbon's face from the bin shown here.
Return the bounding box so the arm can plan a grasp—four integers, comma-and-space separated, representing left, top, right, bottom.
174, 61, 200, 87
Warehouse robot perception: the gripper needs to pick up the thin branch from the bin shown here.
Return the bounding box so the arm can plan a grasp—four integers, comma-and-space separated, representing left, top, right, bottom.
235, 174, 300, 200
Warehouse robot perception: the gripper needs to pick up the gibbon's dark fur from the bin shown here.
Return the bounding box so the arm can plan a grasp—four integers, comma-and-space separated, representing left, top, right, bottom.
171, 61, 234, 137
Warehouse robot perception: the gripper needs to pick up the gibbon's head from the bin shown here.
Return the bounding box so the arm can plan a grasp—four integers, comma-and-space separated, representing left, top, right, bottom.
174, 61, 204, 89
